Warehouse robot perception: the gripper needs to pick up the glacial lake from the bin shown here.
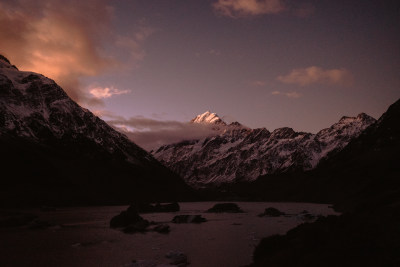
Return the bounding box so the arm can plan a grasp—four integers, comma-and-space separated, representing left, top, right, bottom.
0, 202, 338, 267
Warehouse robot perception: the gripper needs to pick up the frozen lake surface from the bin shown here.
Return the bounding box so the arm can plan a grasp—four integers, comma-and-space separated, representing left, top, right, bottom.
0, 202, 338, 267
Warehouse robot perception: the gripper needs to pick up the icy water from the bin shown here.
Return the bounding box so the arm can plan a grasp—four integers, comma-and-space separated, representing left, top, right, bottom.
0, 202, 338, 267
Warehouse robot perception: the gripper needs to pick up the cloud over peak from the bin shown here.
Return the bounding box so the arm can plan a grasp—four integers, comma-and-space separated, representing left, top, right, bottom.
277, 66, 353, 86
213, 0, 286, 18
104, 115, 217, 150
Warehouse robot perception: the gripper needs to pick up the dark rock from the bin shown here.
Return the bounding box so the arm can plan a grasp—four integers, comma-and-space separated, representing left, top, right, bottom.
152, 224, 170, 234
0, 54, 11, 64
110, 209, 145, 228
166, 250, 188, 266
299, 210, 317, 221
301, 213, 317, 221
172, 215, 207, 224
207, 203, 243, 213
250, 207, 400, 267
258, 207, 285, 217
122, 220, 150, 234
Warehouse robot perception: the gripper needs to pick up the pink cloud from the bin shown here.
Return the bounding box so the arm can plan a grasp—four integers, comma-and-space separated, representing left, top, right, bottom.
0, 0, 152, 107
89, 86, 131, 99
213, 0, 286, 18
277, 66, 353, 86
271, 90, 281, 95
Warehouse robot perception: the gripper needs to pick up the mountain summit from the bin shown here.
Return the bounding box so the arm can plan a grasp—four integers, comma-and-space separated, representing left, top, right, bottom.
191, 111, 226, 125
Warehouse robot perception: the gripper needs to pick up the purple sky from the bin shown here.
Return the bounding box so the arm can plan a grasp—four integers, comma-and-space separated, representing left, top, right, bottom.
1, 0, 399, 149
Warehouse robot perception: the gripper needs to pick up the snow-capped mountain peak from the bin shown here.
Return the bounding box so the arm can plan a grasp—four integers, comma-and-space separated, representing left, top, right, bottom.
191, 111, 226, 125
153, 110, 377, 188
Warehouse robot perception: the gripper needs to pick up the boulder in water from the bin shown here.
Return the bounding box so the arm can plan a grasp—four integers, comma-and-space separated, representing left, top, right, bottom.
207, 203, 243, 213
258, 207, 285, 217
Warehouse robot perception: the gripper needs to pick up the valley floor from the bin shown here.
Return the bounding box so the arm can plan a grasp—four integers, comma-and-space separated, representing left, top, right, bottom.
0, 202, 336, 267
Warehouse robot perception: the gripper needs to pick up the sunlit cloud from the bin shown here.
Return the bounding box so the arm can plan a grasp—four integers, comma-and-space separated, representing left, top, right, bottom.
0, 0, 151, 107
271, 91, 302, 98
89, 86, 131, 99
277, 66, 353, 86
212, 0, 286, 18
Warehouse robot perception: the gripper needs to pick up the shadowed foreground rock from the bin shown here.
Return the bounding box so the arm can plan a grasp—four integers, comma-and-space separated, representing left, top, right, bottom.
166, 250, 189, 266
110, 206, 147, 229
258, 207, 285, 217
251, 208, 400, 267
249, 99, 400, 266
207, 203, 243, 213
122, 220, 150, 234
152, 224, 170, 233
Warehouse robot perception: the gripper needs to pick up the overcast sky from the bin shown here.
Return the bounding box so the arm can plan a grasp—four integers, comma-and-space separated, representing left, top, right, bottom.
1, 0, 399, 149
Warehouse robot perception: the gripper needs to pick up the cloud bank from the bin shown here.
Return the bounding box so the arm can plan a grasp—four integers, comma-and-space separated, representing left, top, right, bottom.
277, 66, 353, 86
213, 0, 286, 18
103, 115, 218, 150
0, 0, 151, 107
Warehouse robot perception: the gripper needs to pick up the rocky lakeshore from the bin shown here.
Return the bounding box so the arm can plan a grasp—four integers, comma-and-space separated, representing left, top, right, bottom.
0, 202, 337, 267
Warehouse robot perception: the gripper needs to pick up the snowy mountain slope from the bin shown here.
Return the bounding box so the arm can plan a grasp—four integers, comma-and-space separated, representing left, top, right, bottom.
0, 56, 154, 165
152, 111, 376, 188
0, 55, 192, 205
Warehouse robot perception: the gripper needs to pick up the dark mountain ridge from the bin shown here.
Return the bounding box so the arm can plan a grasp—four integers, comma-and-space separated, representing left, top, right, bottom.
249, 98, 400, 266
224, 99, 400, 209
0, 55, 194, 207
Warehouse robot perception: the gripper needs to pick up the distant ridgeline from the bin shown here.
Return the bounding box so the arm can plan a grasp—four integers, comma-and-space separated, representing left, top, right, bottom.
153, 110, 376, 189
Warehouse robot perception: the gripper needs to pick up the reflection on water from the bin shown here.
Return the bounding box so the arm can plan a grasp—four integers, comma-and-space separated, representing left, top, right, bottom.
0, 202, 338, 267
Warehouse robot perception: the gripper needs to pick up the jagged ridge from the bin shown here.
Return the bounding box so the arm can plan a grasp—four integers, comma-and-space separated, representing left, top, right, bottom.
153, 111, 376, 188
